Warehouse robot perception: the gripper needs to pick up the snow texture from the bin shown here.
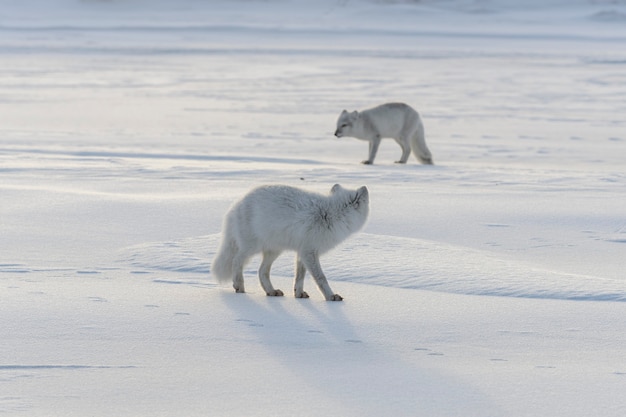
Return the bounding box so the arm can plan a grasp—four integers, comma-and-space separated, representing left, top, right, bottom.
1, 0, 626, 416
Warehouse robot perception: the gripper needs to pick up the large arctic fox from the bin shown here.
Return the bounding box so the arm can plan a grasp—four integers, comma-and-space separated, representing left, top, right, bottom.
334, 102, 433, 165
212, 184, 369, 301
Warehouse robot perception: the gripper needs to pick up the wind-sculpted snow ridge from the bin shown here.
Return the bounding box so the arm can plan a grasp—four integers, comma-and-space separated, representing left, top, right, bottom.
120, 234, 626, 302
120, 236, 212, 274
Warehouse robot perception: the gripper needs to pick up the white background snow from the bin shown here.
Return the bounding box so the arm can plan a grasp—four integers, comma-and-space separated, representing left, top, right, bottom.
1, 0, 626, 415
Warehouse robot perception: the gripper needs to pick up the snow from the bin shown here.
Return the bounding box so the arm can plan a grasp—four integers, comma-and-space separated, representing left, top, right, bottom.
1, 0, 626, 415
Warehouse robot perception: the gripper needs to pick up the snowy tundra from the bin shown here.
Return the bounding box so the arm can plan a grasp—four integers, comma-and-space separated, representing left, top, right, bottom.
1, 0, 626, 416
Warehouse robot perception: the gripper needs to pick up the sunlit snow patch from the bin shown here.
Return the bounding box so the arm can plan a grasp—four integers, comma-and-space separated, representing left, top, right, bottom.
119, 234, 626, 302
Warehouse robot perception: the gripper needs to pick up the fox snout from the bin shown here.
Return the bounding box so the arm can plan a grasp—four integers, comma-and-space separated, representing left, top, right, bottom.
334, 130, 342, 137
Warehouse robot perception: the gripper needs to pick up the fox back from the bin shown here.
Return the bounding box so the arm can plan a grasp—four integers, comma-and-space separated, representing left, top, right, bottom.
229, 184, 368, 255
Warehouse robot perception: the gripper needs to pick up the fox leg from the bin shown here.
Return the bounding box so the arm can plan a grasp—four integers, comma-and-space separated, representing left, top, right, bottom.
300, 251, 342, 301
259, 250, 283, 296
294, 256, 309, 299
231, 251, 248, 293
363, 136, 381, 165
395, 136, 411, 164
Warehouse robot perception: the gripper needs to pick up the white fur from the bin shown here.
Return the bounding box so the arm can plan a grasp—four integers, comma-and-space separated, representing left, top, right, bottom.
212, 184, 369, 301
334, 102, 433, 165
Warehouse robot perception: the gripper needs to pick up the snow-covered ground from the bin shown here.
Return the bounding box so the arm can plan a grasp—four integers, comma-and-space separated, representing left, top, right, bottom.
1, 0, 626, 415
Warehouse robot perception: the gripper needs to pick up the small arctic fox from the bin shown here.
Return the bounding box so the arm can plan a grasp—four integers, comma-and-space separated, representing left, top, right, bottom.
334, 102, 433, 165
211, 184, 369, 301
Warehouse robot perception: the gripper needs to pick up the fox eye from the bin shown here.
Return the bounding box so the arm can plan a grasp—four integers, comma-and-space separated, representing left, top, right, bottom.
341, 123, 348, 128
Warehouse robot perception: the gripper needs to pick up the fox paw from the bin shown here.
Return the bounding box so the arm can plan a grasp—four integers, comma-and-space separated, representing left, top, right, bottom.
394, 160, 407, 164
328, 294, 343, 301
295, 291, 309, 299
266, 289, 284, 297
361, 160, 373, 165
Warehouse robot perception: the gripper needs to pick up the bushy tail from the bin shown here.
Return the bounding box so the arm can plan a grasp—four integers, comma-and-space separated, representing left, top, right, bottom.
211, 234, 237, 283
410, 121, 434, 165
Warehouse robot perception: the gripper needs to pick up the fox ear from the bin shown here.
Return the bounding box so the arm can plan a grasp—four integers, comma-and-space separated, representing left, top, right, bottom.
341, 109, 348, 115
350, 111, 359, 120
331, 184, 342, 194
348, 186, 368, 208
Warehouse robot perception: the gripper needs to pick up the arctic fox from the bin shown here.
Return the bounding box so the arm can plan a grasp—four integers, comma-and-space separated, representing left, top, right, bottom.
211, 184, 369, 301
334, 102, 433, 165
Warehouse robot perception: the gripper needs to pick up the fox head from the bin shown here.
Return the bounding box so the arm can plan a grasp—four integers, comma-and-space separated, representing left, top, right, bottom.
330, 184, 369, 227
334, 110, 359, 138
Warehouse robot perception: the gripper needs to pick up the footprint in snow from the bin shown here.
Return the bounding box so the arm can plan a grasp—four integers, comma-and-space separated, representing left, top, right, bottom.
236, 319, 263, 327
76, 270, 101, 275
415, 348, 444, 356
